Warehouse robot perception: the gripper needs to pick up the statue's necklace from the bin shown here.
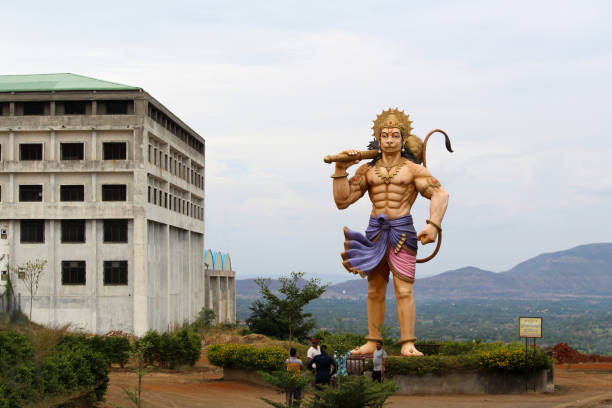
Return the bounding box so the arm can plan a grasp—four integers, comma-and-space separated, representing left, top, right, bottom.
374, 158, 407, 184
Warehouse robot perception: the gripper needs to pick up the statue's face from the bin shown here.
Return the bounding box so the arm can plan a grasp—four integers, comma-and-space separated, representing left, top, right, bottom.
379, 127, 402, 153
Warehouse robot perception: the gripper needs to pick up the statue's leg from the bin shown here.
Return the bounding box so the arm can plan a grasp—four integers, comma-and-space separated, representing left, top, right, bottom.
351, 268, 388, 355
393, 277, 423, 356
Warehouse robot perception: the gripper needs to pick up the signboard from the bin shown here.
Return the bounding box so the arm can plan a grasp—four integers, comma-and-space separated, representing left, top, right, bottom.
519, 317, 542, 338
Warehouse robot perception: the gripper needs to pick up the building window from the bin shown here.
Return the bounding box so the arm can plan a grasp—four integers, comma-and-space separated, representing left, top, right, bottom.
103, 261, 128, 285
104, 101, 128, 114
64, 101, 86, 114
62, 261, 86, 285
60, 185, 84, 201
61, 220, 85, 243
60, 143, 84, 160
164, 192, 167, 208
101, 185, 127, 201
20, 220, 44, 243
20, 144, 43, 160
103, 142, 127, 160
19, 185, 42, 202
23, 102, 46, 115
103, 219, 127, 243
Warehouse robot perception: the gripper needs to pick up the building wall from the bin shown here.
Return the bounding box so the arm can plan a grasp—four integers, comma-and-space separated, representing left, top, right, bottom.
0, 88, 212, 335
8, 219, 134, 332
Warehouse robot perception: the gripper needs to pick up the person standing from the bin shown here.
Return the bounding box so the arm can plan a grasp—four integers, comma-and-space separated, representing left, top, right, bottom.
371, 340, 387, 382
307, 345, 336, 390
285, 348, 303, 406
307, 338, 321, 366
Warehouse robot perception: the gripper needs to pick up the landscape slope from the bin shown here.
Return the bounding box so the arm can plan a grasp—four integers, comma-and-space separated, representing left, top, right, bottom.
237, 243, 612, 300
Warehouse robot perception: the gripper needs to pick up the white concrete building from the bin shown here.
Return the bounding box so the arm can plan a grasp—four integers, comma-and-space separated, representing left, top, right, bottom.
0, 73, 208, 335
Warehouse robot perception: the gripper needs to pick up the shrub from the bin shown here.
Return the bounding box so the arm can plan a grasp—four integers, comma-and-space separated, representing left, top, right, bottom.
0, 330, 109, 406
136, 328, 201, 369
207, 344, 287, 371
103, 336, 131, 367
477, 343, 551, 373
440, 341, 476, 356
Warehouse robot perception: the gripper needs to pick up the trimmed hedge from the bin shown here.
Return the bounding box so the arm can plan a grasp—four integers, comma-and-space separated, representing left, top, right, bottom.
207, 344, 287, 371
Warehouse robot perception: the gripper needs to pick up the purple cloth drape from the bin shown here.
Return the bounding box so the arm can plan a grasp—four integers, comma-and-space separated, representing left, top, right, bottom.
344, 214, 417, 274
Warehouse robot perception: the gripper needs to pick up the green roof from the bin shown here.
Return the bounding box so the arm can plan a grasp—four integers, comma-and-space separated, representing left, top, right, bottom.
0, 73, 140, 93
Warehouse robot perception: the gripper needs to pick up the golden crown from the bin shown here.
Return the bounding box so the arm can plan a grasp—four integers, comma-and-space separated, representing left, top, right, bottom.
372, 108, 413, 139
372, 108, 423, 163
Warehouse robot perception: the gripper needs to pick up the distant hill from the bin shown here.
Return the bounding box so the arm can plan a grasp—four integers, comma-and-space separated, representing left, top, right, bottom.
237, 243, 612, 301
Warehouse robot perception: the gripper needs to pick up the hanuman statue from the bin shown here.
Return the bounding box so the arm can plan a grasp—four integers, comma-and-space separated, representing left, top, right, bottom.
330, 108, 450, 356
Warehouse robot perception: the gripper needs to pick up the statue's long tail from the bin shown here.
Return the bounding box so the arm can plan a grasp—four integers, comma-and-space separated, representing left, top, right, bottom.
416, 129, 453, 264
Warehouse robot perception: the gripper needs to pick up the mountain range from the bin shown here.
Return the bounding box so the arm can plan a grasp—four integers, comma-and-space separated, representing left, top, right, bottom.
236, 243, 612, 301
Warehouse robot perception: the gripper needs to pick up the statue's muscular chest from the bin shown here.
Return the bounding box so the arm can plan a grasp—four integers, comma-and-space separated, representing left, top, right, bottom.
365, 165, 415, 195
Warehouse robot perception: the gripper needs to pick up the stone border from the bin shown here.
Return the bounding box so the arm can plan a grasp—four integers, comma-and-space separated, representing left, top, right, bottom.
225, 366, 555, 394
383, 367, 554, 394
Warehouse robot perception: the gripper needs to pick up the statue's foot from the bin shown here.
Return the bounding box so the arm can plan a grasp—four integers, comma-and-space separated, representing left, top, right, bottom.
351, 341, 378, 355
400, 342, 423, 357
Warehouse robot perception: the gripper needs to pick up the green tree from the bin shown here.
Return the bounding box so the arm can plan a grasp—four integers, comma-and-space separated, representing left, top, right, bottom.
247, 272, 327, 342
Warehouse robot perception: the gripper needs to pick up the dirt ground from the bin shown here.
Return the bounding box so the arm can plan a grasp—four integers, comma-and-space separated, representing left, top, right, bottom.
101, 362, 612, 408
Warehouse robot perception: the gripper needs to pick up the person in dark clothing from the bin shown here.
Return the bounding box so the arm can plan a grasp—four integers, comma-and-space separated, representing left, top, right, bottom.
307, 345, 336, 390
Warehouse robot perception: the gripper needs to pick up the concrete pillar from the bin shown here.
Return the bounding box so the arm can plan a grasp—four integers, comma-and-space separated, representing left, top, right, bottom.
133, 215, 148, 336
49, 220, 56, 325
91, 131, 97, 160
9, 103, 14, 116
165, 223, 170, 331
91, 220, 98, 333
92, 101, 97, 115
8, 131, 14, 160
8, 174, 13, 202
49, 131, 55, 160
229, 276, 236, 324
49, 174, 55, 202
91, 174, 96, 201
188, 229, 192, 322
50, 101, 56, 116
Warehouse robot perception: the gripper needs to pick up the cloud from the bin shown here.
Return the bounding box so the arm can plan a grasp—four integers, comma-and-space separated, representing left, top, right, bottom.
2, 1, 611, 280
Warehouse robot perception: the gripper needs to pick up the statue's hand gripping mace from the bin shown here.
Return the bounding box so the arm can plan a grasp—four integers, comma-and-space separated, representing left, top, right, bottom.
323, 150, 379, 163
323, 129, 452, 263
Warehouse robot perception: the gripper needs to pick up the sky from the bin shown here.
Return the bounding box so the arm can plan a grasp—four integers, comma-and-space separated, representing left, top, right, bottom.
2, 1, 611, 283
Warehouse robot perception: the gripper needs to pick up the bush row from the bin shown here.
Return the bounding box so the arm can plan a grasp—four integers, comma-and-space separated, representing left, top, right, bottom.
137, 328, 201, 369
365, 342, 552, 376
207, 341, 551, 377
207, 344, 288, 371
0, 330, 109, 408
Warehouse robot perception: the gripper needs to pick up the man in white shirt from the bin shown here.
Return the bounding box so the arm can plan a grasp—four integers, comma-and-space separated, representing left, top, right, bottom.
307, 338, 321, 367
372, 340, 387, 382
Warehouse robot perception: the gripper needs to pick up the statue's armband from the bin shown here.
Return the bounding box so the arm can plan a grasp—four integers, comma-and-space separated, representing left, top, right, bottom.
420, 176, 442, 198
349, 165, 369, 194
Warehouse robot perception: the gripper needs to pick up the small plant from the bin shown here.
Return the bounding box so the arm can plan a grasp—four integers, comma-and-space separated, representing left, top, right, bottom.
9, 258, 47, 321
124, 341, 154, 408
193, 308, 216, 332
259, 369, 313, 408
305, 375, 398, 408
